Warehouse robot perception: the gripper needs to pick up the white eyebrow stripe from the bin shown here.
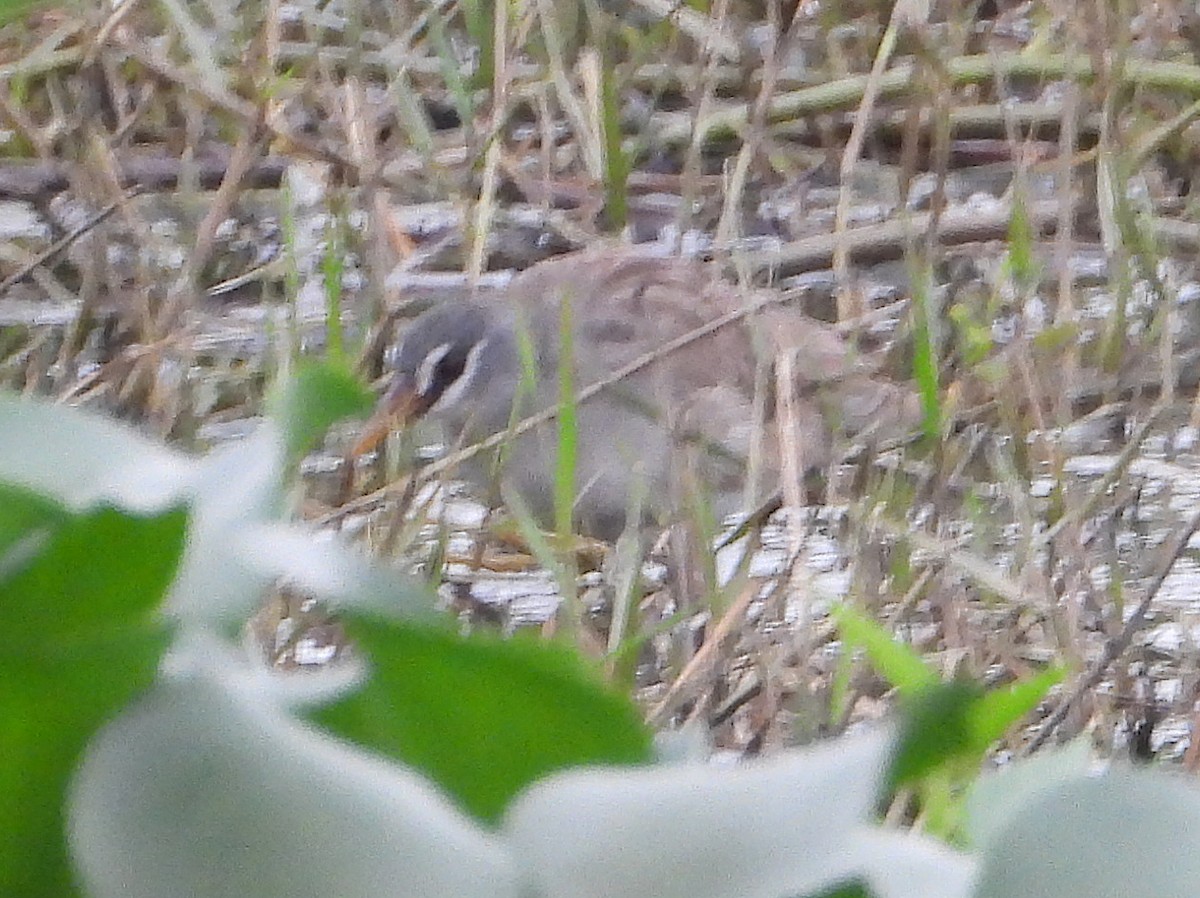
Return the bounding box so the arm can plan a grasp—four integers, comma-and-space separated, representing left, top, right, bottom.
427, 336, 490, 414
414, 342, 453, 397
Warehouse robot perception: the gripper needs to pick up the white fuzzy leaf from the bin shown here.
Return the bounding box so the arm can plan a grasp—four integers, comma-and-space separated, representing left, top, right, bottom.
975, 768, 1200, 898
505, 728, 898, 898
69, 656, 516, 898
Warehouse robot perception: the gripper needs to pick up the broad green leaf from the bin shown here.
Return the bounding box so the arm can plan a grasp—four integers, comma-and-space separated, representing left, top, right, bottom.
313, 616, 653, 822
70, 665, 973, 898
0, 503, 186, 649
0, 501, 184, 898
0, 393, 285, 626
836, 608, 1058, 789
0, 483, 65, 562
5, 633, 170, 898
892, 667, 1063, 789
0, 392, 423, 628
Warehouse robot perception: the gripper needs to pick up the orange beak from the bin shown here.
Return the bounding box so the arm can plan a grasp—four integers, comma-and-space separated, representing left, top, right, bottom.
351, 378, 423, 458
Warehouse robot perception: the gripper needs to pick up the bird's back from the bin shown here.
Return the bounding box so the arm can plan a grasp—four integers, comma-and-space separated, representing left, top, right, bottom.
411, 246, 916, 539
509, 248, 760, 402
490, 248, 894, 536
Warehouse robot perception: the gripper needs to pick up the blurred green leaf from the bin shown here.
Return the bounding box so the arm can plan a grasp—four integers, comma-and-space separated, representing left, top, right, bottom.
893, 668, 1062, 789
834, 604, 937, 696
968, 666, 1063, 747
268, 359, 374, 462
948, 303, 993, 367
0, 503, 186, 649
1031, 321, 1078, 353
890, 681, 985, 788
460, 0, 493, 91
0, 483, 65, 562
599, 49, 629, 231
837, 607, 1059, 792
0, 0, 56, 26
313, 615, 653, 822
808, 880, 871, 898
0, 498, 184, 898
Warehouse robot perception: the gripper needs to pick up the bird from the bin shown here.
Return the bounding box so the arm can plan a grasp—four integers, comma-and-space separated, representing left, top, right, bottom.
353, 246, 918, 542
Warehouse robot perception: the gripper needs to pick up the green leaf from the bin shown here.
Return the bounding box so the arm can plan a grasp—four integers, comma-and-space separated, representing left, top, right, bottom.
599, 50, 629, 230
889, 666, 1060, 795
268, 359, 374, 462
807, 880, 870, 898
0, 499, 185, 898
967, 666, 1063, 748
312, 615, 653, 822
948, 303, 993, 367
0, 0, 59, 26
834, 604, 937, 696
889, 680, 985, 788
0, 483, 66, 563
837, 606, 1061, 796
908, 264, 942, 442
1030, 321, 1078, 353
0, 503, 186, 650
1003, 191, 1039, 292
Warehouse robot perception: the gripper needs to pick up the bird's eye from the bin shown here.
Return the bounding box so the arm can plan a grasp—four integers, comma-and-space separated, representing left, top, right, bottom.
432, 350, 469, 392
414, 343, 457, 397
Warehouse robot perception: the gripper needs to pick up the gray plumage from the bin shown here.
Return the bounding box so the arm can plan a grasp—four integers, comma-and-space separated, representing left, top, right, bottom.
374, 247, 917, 540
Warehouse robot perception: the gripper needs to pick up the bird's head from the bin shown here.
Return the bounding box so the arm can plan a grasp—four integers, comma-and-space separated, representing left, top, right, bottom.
353, 301, 503, 457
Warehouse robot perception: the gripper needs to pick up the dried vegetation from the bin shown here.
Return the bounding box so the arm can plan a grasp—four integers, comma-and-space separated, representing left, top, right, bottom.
5, 0, 1200, 761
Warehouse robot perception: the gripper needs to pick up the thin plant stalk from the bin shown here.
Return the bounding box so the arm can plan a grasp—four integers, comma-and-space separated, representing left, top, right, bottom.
322, 199, 347, 362
553, 294, 580, 635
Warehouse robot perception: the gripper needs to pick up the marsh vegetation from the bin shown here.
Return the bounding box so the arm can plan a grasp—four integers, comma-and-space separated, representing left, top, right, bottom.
5, 0, 1200, 804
